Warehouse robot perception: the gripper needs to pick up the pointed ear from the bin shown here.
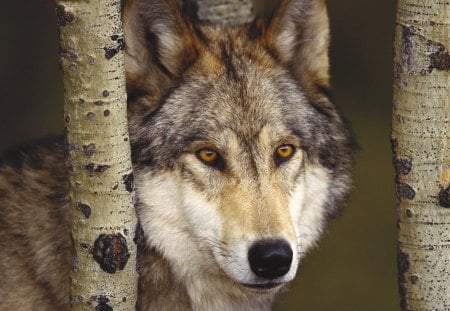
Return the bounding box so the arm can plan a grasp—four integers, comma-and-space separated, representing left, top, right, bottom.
123, 0, 198, 99
265, 0, 330, 97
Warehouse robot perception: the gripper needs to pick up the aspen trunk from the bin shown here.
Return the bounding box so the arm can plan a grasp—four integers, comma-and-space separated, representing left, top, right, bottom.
181, 0, 254, 25
392, 1, 449, 310
56, 0, 138, 309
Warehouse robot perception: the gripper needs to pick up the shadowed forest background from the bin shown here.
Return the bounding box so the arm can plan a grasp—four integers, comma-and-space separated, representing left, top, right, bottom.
0, 0, 397, 310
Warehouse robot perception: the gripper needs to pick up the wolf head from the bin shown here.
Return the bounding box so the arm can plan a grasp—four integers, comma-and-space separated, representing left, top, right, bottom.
124, 0, 353, 297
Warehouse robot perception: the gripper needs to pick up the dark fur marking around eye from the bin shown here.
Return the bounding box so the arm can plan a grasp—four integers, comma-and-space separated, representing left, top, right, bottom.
274, 145, 296, 166
196, 149, 226, 171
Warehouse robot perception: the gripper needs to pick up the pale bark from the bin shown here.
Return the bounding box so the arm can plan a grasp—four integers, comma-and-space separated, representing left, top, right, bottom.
182, 0, 254, 25
56, 0, 137, 309
392, 1, 449, 310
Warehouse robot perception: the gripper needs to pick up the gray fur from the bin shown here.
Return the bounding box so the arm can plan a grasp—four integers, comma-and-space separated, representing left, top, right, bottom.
0, 0, 353, 309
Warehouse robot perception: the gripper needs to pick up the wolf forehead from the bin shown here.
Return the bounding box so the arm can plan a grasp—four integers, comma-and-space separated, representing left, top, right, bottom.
127, 17, 350, 171
131, 52, 326, 166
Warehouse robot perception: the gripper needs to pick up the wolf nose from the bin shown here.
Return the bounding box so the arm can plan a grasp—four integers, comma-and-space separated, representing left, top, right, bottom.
248, 239, 293, 279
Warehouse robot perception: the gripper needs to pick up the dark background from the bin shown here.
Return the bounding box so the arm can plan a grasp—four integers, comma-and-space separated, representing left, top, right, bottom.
0, 0, 397, 310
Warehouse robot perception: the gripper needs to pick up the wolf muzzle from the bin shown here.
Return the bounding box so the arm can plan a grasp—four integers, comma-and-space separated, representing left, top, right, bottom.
248, 239, 293, 279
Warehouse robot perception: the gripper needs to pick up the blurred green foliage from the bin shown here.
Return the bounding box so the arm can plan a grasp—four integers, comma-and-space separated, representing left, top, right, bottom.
0, 0, 397, 310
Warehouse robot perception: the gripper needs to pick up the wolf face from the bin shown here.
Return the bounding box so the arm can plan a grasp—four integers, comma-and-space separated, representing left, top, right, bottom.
124, 0, 353, 304
0, 0, 353, 310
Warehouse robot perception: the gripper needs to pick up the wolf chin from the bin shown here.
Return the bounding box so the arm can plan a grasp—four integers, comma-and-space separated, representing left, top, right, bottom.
0, 0, 353, 310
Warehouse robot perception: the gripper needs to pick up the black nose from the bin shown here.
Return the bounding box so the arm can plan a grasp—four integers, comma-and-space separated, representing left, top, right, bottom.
248, 239, 293, 279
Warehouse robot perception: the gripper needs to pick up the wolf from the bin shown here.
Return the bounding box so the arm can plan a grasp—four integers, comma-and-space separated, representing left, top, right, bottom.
0, 0, 353, 310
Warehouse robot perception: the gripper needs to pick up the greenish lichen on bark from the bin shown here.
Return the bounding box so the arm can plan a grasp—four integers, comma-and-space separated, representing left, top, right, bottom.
56, 0, 137, 309
392, 1, 449, 310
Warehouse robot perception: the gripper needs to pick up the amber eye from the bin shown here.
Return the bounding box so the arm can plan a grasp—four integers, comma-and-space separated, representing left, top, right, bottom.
196, 148, 225, 170
275, 144, 295, 165
198, 149, 218, 162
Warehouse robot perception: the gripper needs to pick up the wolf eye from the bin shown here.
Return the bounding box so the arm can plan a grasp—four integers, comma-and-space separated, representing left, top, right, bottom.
275, 144, 295, 165
196, 148, 225, 170
198, 149, 218, 162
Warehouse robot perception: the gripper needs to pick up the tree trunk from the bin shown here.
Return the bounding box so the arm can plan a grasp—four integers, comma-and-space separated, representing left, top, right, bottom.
56, 0, 138, 309
181, 0, 254, 25
392, 1, 449, 310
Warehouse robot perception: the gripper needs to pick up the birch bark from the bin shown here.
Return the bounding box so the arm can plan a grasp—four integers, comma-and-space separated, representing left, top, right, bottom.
56, 0, 138, 309
182, 0, 254, 25
392, 1, 449, 310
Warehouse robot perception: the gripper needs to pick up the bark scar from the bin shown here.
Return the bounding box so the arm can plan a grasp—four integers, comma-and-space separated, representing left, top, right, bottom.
396, 182, 416, 201
104, 36, 124, 60
56, 4, 75, 27
430, 45, 450, 71
393, 155, 413, 175
122, 173, 134, 193
84, 163, 110, 176
91, 295, 113, 311
395, 22, 450, 75
398, 248, 410, 310
439, 185, 450, 208
76, 202, 92, 218
93, 233, 130, 274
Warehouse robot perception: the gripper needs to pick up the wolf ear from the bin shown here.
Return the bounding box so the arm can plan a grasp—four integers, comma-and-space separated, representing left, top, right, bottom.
265, 0, 330, 97
123, 0, 197, 99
